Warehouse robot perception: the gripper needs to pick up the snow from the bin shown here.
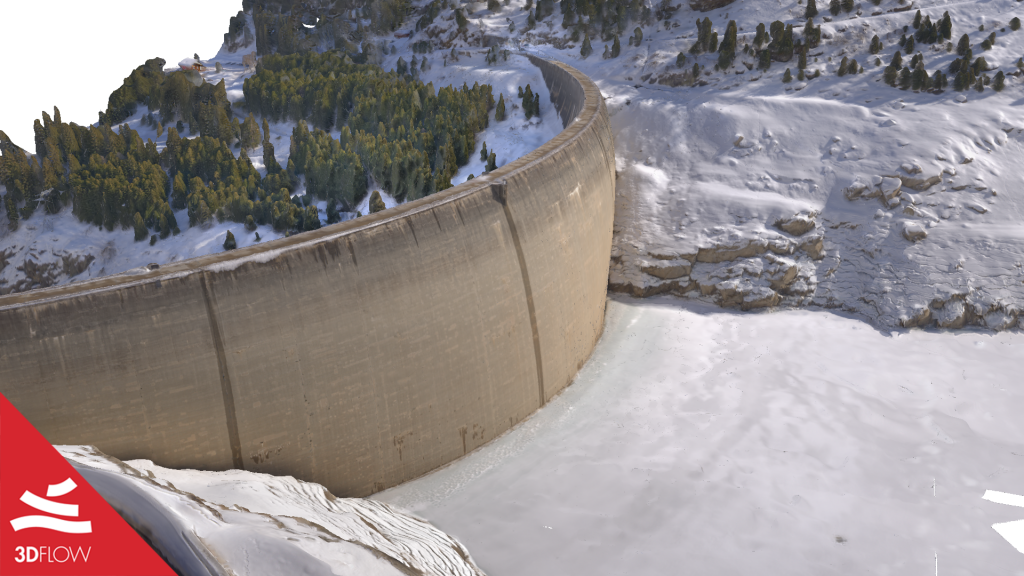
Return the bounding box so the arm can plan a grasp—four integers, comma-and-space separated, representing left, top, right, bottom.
377, 296, 1024, 574
58, 446, 484, 576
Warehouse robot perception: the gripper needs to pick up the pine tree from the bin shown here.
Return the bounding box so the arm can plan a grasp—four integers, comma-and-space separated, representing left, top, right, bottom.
533, 93, 541, 118
633, 27, 644, 47
486, 152, 497, 172
939, 12, 952, 39
495, 94, 507, 121
133, 212, 148, 241
884, 65, 898, 86
456, 8, 469, 30
783, 68, 793, 82
838, 56, 849, 76
913, 10, 922, 29
891, 51, 903, 69
798, 68, 806, 81
581, 33, 593, 58
957, 33, 971, 56
1012, 17, 1021, 32
612, 35, 621, 57
718, 21, 738, 69
994, 70, 1006, 91
829, 0, 840, 16
758, 49, 771, 70
841, 0, 853, 12
480, 141, 489, 161
676, 52, 686, 67
754, 23, 766, 48
904, 35, 915, 54
805, 0, 818, 19
798, 48, 807, 69
899, 66, 912, 90
870, 35, 882, 54
223, 230, 237, 250
369, 190, 386, 213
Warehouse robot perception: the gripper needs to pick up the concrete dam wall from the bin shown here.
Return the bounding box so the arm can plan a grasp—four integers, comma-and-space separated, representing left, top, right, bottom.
0, 56, 615, 497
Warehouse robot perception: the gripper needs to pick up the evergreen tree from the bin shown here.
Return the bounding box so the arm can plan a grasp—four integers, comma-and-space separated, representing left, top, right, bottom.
676, 51, 686, 67
223, 230, 237, 250
798, 48, 807, 69
495, 94, 507, 120
612, 35, 621, 57
940, 12, 952, 39
581, 33, 593, 58
480, 141, 489, 161
240, 113, 261, 151
533, 93, 540, 118
805, 0, 818, 19
913, 10, 922, 29
456, 8, 469, 30
369, 190, 386, 213
718, 21, 738, 69
758, 49, 771, 70
754, 23, 766, 48
841, 0, 853, 12
994, 70, 1006, 91
891, 51, 903, 69
486, 151, 497, 172
838, 56, 849, 76
957, 33, 971, 56
829, 0, 840, 16
870, 35, 882, 54
134, 212, 148, 241
899, 66, 912, 90
798, 68, 806, 81
904, 35, 915, 54
884, 65, 899, 86
633, 27, 644, 47
1012, 17, 1021, 32
783, 68, 792, 82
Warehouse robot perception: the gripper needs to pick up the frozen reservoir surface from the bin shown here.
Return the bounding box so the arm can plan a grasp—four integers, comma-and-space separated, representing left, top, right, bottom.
377, 297, 1024, 575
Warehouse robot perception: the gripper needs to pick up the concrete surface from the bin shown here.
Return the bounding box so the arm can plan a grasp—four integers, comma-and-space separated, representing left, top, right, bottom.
0, 56, 615, 497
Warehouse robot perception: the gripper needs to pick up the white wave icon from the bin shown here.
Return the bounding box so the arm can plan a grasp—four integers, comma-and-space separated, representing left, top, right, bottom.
10, 478, 92, 534
983, 490, 1024, 554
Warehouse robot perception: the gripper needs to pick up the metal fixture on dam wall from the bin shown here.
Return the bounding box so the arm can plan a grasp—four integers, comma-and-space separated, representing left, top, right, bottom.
0, 56, 615, 497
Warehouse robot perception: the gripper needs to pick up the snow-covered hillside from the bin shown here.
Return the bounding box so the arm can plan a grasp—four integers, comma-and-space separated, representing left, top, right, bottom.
59, 445, 485, 576
0, 20, 561, 294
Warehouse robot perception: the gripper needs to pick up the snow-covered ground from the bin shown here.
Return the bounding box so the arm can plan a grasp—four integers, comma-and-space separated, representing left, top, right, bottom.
59, 445, 485, 576
377, 296, 1024, 575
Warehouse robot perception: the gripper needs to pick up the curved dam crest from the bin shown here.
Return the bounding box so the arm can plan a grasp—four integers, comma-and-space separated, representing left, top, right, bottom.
0, 55, 615, 497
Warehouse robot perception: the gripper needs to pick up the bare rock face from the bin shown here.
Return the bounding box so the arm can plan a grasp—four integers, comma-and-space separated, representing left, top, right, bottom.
901, 221, 927, 242
641, 260, 691, 279
899, 306, 932, 328
774, 214, 816, 236
688, 0, 735, 11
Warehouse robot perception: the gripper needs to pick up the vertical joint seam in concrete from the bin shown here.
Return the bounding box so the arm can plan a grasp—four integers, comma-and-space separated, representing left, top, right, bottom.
200, 274, 245, 469
493, 181, 546, 407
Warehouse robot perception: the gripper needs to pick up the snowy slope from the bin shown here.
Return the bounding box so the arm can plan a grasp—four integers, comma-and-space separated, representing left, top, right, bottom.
59, 445, 485, 576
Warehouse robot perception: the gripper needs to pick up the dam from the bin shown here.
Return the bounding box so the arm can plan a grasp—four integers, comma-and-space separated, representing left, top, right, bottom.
0, 55, 615, 498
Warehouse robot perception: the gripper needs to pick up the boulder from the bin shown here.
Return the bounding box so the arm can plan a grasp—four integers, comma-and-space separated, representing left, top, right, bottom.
901, 222, 927, 242
773, 214, 815, 236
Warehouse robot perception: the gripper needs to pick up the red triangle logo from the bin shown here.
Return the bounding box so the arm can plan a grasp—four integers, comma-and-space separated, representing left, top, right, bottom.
0, 393, 176, 575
